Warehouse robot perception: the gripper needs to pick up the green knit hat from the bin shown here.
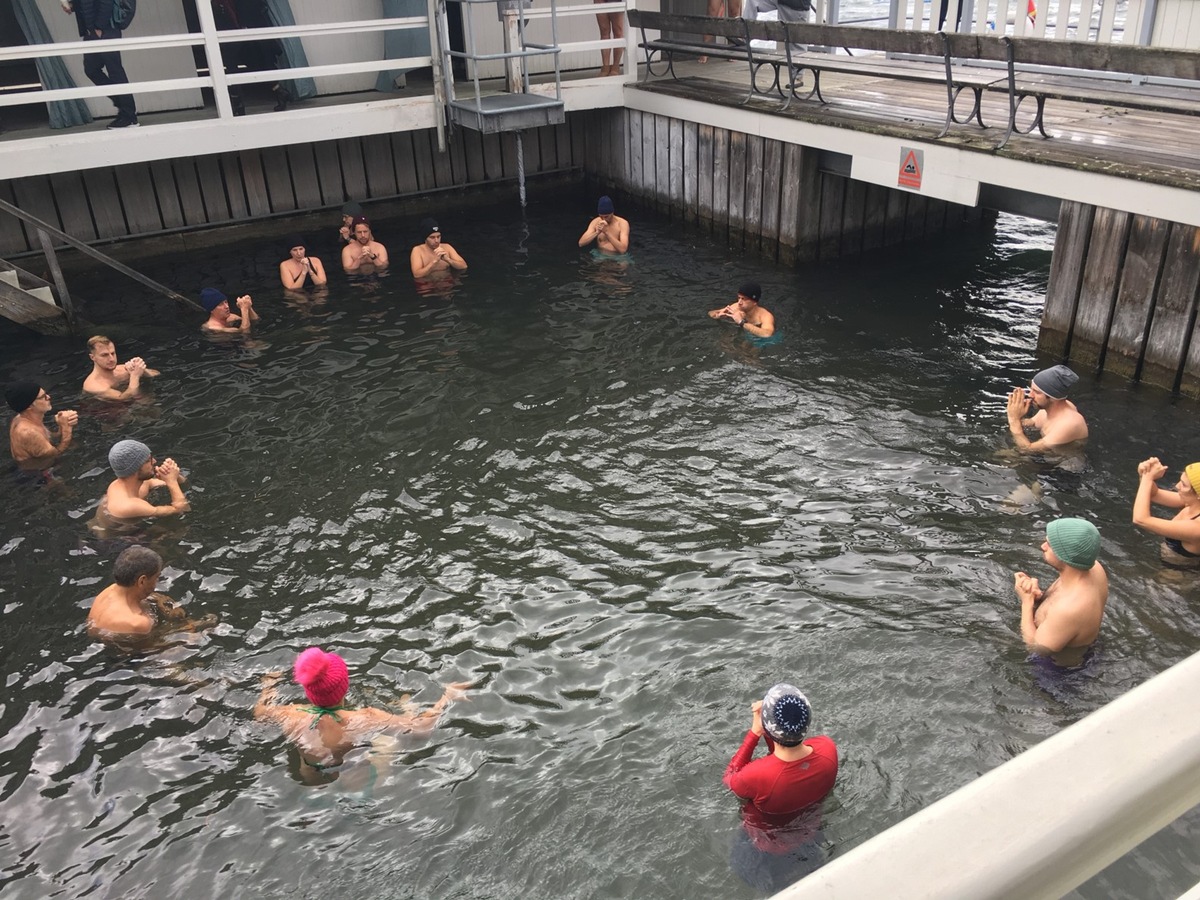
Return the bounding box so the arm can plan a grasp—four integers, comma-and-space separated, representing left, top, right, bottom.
1046, 517, 1100, 570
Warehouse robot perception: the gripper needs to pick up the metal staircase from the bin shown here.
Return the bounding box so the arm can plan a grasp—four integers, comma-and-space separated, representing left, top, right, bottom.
0, 258, 69, 336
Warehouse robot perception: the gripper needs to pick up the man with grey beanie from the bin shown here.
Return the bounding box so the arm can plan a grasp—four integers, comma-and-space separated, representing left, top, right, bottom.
91, 439, 190, 531
1005, 364, 1088, 458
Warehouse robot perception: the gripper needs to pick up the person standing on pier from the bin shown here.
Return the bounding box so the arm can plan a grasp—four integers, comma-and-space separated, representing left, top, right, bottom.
410, 218, 466, 279
709, 282, 776, 337
578, 196, 630, 256
279, 237, 327, 290
342, 217, 390, 273
200, 288, 258, 334
90, 439, 190, 532
6, 382, 77, 470
1013, 517, 1107, 662
63, 0, 138, 128
82, 336, 160, 400
1005, 364, 1088, 458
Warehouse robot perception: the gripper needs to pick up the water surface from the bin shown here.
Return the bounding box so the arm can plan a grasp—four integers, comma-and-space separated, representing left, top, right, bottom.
1, 195, 1198, 899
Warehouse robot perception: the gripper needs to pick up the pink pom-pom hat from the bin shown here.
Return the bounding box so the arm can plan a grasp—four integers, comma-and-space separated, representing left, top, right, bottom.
293, 647, 350, 707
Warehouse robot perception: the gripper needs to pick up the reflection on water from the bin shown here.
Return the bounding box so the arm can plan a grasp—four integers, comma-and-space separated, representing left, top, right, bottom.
1, 195, 1199, 899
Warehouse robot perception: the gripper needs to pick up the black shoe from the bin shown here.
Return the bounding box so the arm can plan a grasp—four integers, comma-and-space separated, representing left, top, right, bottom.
107, 115, 139, 129
272, 85, 291, 112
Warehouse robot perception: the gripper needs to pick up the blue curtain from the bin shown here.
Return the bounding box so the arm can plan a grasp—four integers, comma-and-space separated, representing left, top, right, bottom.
263, 0, 317, 100
375, 0, 431, 92
12, 0, 93, 128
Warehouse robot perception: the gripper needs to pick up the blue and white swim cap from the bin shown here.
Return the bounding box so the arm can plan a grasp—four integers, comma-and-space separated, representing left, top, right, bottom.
761, 683, 811, 747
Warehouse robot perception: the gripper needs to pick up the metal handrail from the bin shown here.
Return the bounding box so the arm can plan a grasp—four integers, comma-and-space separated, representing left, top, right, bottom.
0, 198, 202, 316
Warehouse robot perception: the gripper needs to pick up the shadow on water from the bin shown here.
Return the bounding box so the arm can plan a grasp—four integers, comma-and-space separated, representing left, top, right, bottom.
1, 191, 1199, 899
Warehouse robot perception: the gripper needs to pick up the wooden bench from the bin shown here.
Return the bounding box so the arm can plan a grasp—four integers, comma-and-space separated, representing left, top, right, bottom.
628, 11, 1200, 148
630, 12, 1010, 136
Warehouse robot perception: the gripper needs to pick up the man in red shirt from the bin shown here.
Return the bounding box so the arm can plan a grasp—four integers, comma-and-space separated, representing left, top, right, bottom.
724, 683, 838, 814
724, 684, 838, 890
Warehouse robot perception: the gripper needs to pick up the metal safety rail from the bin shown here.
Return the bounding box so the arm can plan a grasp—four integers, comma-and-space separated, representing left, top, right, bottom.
437, 0, 566, 134
771, 649, 1200, 900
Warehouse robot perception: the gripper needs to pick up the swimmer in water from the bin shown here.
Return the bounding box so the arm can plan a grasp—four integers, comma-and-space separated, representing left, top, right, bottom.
1005, 365, 1088, 464
279, 235, 327, 290
82, 335, 160, 400
1132, 457, 1200, 568
709, 282, 776, 337
410, 218, 466, 279
89, 439, 190, 534
724, 684, 837, 816
1014, 517, 1108, 663
254, 647, 471, 777
87, 546, 215, 642
342, 216, 390, 273
577, 196, 630, 256
199, 287, 258, 334
6, 381, 77, 470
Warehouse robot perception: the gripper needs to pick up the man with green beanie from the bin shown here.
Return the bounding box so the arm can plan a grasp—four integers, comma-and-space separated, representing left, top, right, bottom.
1014, 517, 1108, 661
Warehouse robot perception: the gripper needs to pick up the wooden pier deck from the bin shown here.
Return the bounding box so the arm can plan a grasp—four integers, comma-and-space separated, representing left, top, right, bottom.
629, 58, 1200, 195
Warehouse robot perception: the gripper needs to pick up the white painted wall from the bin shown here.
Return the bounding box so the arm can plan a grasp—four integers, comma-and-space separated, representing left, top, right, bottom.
290, 0, 387, 93
39, 0, 202, 115
1150, 0, 1200, 49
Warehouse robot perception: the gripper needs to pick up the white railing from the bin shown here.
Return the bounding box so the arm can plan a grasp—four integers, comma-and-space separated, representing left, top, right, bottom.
772, 649, 1200, 900
889, 0, 1174, 45
0, 10, 433, 119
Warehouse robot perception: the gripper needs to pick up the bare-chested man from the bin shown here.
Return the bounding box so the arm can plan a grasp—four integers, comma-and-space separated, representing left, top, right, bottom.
87, 546, 215, 642
1006, 365, 1088, 459
342, 216, 390, 273
6, 381, 77, 469
708, 282, 776, 338
82, 335, 160, 400
410, 217, 467, 279
90, 439, 190, 533
255, 646, 470, 779
578, 196, 630, 256
279, 235, 327, 290
199, 287, 258, 334
1014, 517, 1107, 664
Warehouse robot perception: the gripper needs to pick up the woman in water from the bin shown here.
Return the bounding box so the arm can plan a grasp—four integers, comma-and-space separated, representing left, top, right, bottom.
255, 647, 470, 777
1132, 457, 1200, 567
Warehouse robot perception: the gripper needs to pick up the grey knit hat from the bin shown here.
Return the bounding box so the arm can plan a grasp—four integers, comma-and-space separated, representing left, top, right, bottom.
109, 440, 152, 478
1032, 365, 1079, 400
1046, 517, 1101, 570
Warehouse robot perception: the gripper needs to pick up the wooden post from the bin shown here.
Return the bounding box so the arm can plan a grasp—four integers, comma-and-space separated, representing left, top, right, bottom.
1040, 200, 1092, 359
36, 228, 77, 333
1105, 215, 1169, 379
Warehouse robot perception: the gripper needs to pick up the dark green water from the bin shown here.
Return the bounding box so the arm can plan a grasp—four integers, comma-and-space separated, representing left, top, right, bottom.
1, 193, 1198, 899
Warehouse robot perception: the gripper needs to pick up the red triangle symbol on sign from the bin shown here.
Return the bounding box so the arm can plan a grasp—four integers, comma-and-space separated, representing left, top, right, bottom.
899, 150, 922, 187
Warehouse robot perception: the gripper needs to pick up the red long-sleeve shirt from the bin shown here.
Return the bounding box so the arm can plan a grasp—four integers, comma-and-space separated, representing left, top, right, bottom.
723, 731, 838, 815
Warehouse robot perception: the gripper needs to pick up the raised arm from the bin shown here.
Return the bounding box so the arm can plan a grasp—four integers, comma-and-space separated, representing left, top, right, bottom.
441, 244, 466, 271
723, 701, 767, 798
578, 217, 601, 247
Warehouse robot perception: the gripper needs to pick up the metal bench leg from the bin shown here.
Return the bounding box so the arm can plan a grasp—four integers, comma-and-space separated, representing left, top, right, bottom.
779, 41, 794, 111
999, 36, 1017, 149
740, 20, 754, 105
813, 69, 826, 105
1034, 96, 1049, 138
937, 32, 955, 139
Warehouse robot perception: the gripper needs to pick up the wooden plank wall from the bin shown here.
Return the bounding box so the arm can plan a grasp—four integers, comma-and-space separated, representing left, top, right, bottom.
0, 121, 581, 258
583, 108, 982, 265
1040, 200, 1200, 395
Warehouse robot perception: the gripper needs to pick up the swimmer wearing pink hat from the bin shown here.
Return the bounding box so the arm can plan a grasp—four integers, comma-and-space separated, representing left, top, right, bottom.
254, 647, 471, 775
